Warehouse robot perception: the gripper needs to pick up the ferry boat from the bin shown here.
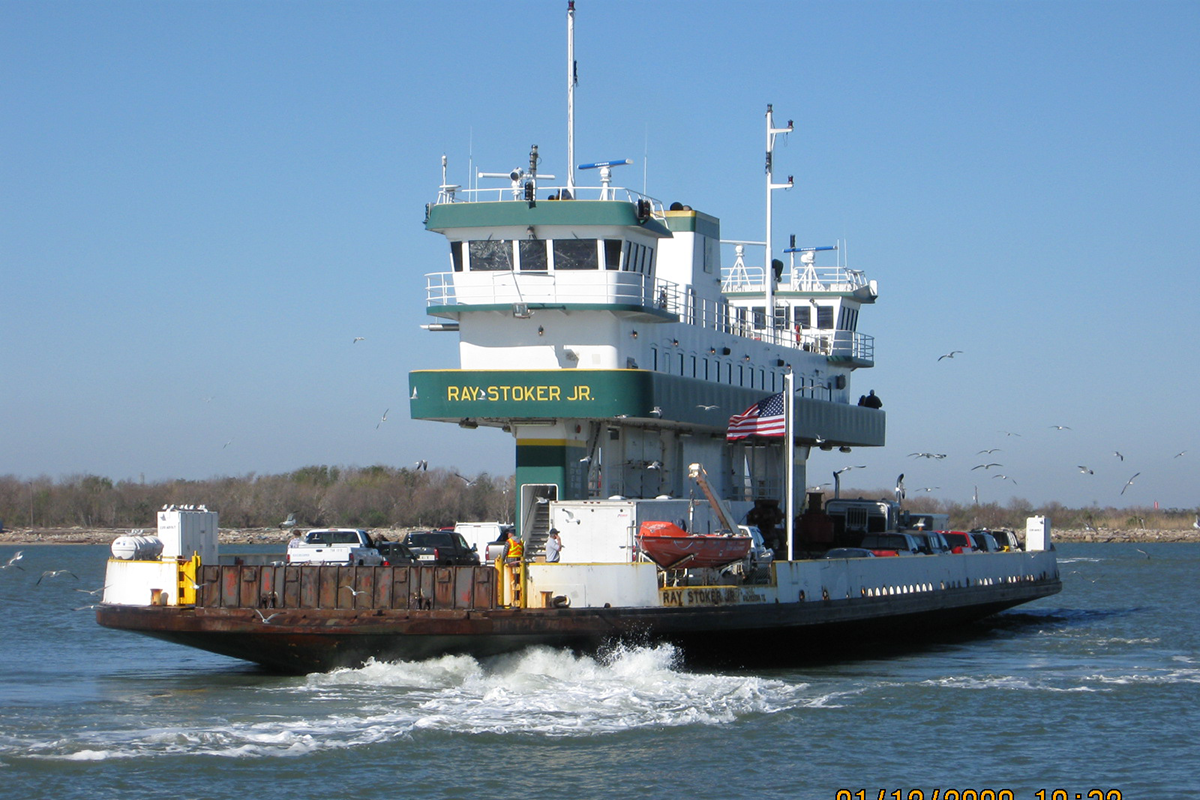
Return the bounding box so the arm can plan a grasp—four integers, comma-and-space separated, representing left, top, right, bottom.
95, 3, 1060, 673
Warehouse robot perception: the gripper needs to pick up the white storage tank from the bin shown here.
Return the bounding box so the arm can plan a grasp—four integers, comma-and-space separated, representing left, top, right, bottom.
110, 534, 164, 561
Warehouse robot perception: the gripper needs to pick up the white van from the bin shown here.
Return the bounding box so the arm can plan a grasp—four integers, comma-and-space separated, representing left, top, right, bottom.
453, 522, 514, 562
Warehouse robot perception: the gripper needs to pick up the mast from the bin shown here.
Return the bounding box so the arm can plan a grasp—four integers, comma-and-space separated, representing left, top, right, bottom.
566, 1, 576, 195
764, 105, 793, 338
784, 369, 795, 560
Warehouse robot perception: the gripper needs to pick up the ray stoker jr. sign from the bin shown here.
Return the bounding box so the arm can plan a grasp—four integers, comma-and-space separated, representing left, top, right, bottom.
408, 370, 654, 420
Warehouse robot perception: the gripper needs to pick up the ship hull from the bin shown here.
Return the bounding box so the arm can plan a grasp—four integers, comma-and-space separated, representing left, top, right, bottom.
97, 576, 1061, 674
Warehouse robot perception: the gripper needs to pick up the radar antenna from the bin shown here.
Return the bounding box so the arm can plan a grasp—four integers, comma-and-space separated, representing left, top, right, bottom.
579, 159, 631, 200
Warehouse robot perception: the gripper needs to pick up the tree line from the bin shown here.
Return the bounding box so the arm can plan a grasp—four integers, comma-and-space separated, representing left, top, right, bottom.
0, 466, 512, 531
0, 469, 1191, 532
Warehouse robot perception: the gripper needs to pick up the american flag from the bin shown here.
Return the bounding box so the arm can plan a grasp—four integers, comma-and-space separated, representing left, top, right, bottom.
726, 392, 786, 440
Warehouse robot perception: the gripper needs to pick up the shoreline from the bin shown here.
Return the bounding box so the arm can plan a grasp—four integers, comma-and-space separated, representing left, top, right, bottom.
2, 526, 1197, 546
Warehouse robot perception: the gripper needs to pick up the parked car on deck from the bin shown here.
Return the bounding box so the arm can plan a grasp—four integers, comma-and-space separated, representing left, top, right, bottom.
970, 531, 1001, 552
375, 541, 419, 566
402, 530, 481, 566
859, 532, 923, 556
940, 531, 979, 554
976, 528, 1022, 551
823, 547, 877, 559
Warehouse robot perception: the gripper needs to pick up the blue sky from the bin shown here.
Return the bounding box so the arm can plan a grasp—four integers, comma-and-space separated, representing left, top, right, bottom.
3, 0, 1197, 510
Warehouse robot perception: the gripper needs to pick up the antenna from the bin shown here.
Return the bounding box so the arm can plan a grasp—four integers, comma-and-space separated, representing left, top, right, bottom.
566, 0, 577, 194
579, 159, 631, 200
764, 104, 794, 330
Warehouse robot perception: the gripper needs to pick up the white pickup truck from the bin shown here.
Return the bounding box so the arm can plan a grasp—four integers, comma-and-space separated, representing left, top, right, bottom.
286, 528, 384, 566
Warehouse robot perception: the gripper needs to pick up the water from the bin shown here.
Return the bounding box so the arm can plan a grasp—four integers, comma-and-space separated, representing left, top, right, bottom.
1, 543, 1196, 799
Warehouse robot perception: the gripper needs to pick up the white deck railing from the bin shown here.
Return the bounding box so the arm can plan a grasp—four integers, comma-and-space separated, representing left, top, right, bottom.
426, 271, 873, 362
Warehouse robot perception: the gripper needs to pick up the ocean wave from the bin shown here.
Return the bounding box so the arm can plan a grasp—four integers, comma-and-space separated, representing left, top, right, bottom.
11, 644, 808, 761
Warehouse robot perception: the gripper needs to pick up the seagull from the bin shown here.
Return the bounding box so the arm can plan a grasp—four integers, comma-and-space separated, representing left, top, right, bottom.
813, 434, 827, 444
340, 585, 368, 597
908, 452, 946, 460
73, 604, 101, 612
649, 406, 662, 417
1114, 451, 1124, 461
1120, 472, 1141, 495
977, 448, 1002, 455
914, 486, 940, 493
280, 513, 297, 529
834, 465, 866, 475
646, 460, 662, 470
999, 431, 1022, 437
453, 473, 475, 486
376, 408, 390, 429
992, 474, 1018, 484
696, 404, 720, 411
1050, 425, 1071, 431
1174, 450, 1187, 458
75, 585, 109, 596
37, 570, 78, 585
1077, 466, 1094, 474
972, 463, 1003, 470
1192, 515, 1199, 530
1, 551, 25, 571
1135, 548, 1150, 559
579, 455, 591, 463
937, 350, 963, 361
414, 460, 428, 471
253, 609, 284, 624
353, 337, 365, 343
223, 439, 233, 449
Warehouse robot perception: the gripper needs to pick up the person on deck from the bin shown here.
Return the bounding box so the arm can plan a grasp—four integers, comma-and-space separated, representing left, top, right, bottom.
545, 529, 563, 562
861, 390, 883, 409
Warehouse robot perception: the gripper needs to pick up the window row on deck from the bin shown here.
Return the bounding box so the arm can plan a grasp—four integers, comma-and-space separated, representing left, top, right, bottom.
451, 239, 656, 275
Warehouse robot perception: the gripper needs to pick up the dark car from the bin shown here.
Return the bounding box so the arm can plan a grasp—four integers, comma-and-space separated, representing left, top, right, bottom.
975, 528, 1022, 551
403, 530, 481, 566
970, 531, 1001, 552
858, 532, 923, 556
940, 531, 979, 553
375, 541, 419, 566
823, 547, 877, 559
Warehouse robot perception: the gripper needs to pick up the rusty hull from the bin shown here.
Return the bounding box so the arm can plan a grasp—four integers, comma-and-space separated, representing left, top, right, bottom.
96, 562, 1062, 673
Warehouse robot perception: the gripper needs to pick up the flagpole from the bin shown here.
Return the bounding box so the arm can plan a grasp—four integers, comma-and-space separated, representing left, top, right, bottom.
784, 369, 794, 561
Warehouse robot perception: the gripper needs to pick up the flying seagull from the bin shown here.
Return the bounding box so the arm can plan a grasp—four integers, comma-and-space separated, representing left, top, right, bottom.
453, 473, 476, 486
376, 408, 390, 429
696, 404, 720, 411
1174, 450, 1187, 458
993, 474, 1018, 484
834, 465, 866, 475
649, 406, 663, 417
37, 569, 78, 585
1050, 425, 1072, 431
1077, 466, 1094, 474
414, 460, 428, 471
646, 460, 663, 470
352, 337, 365, 343
253, 609, 284, 624
1114, 451, 1124, 461
977, 448, 1002, 455
1, 551, 25, 571
937, 350, 963, 361
340, 585, 368, 597
972, 463, 1003, 470
1120, 472, 1141, 495
999, 431, 1022, 437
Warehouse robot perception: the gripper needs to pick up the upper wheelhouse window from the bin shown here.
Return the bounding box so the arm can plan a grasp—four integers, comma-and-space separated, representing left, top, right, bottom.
468, 240, 512, 271
605, 239, 622, 270
817, 305, 834, 329
553, 239, 599, 270
519, 240, 548, 272
450, 241, 464, 272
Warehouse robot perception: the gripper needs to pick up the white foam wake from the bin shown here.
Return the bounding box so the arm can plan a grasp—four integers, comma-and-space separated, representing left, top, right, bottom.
16, 644, 808, 761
